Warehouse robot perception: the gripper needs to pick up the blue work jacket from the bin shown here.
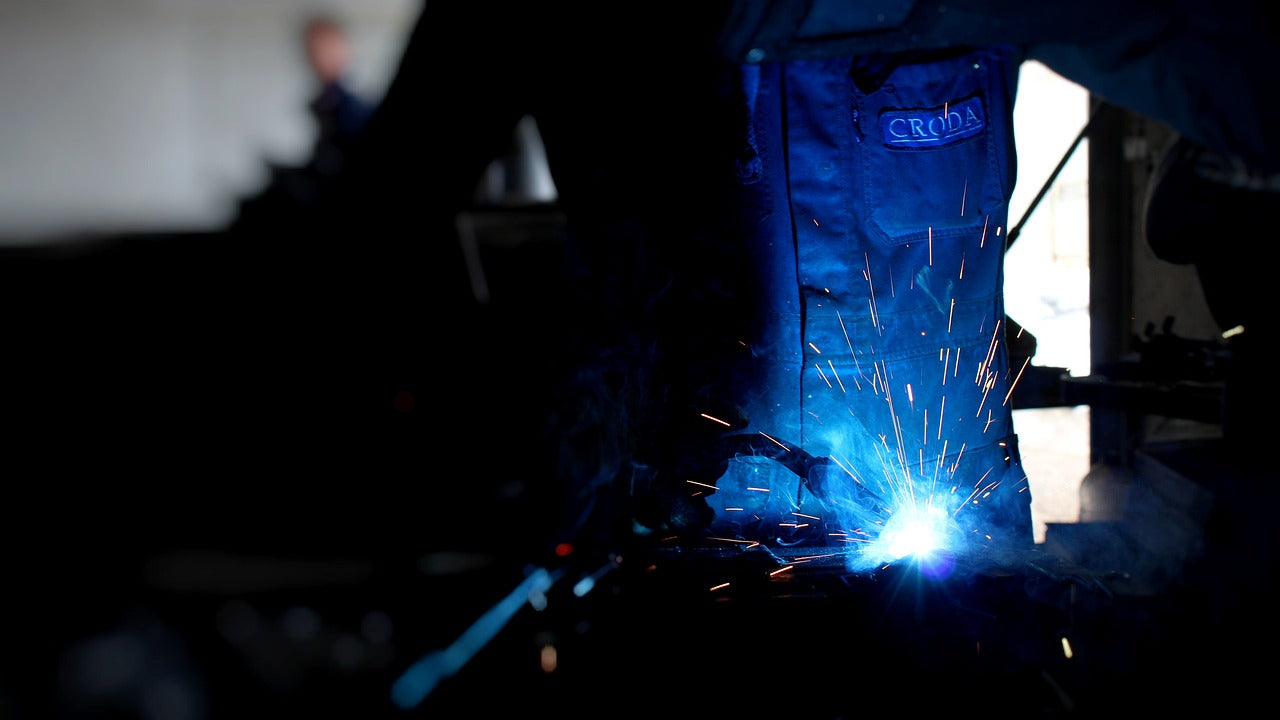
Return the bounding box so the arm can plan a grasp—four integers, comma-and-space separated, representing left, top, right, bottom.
707, 45, 1034, 562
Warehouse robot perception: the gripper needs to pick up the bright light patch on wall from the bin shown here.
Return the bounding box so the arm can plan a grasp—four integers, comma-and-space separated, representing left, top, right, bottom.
1007, 62, 1092, 545
1006, 61, 1091, 378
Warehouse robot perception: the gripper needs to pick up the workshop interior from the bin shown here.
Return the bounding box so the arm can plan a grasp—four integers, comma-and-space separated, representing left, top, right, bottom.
2, 1, 1277, 717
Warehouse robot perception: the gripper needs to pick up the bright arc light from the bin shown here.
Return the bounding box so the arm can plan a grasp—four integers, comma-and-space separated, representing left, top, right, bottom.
887, 516, 941, 559
874, 503, 953, 561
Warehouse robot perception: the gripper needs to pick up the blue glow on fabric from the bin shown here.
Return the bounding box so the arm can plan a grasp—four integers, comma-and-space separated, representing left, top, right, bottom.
711, 45, 1034, 562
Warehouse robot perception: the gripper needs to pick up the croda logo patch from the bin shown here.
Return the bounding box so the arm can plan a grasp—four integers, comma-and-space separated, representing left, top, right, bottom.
880, 95, 985, 149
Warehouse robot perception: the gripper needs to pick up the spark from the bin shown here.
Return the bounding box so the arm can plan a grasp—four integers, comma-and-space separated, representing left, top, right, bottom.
953, 468, 994, 515
979, 319, 1003, 382
960, 178, 967, 216
723, 507, 745, 512
759, 431, 789, 451
707, 536, 757, 545
746, 487, 771, 493
792, 512, 821, 520
769, 566, 795, 576
837, 309, 856, 356
792, 551, 844, 561
828, 360, 847, 392
685, 480, 718, 490
882, 371, 913, 486
975, 373, 993, 417
928, 226, 934, 265
1061, 637, 1074, 659
864, 253, 882, 333
700, 412, 731, 427
923, 408, 928, 446
816, 363, 833, 388
938, 395, 946, 439
813, 217, 820, 226
709, 582, 731, 592
828, 454, 864, 484
1003, 355, 1032, 406
836, 310, 868, 389
980, 215, 989, 247
959, 252, 965, 279
948, 298, 955, 333
948, 442, 967, 474
808, 342, 822, 354
1223, 324, 1245, 339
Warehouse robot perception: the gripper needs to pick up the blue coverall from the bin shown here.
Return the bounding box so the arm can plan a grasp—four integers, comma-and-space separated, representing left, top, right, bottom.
708, 45, 1035, 559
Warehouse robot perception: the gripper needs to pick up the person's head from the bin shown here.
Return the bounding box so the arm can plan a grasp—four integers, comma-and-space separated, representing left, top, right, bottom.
303, 15, 350, 84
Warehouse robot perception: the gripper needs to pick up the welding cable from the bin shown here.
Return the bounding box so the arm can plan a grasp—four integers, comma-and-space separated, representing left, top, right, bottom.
390, 566, 561, 710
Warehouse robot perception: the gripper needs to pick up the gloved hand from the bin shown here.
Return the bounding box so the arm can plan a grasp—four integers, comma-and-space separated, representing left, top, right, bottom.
630, 432, 865, 547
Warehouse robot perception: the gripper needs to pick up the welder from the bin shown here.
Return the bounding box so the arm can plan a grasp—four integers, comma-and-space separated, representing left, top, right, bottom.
699, 40, 1034, 555
293, 1, 1279, 563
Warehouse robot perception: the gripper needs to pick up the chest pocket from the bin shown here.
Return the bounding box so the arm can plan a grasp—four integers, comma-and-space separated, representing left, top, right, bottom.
857, 47, 1014, 249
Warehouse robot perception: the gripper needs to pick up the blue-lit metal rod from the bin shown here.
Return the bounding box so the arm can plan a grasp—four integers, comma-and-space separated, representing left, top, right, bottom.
390, 566, 558, 710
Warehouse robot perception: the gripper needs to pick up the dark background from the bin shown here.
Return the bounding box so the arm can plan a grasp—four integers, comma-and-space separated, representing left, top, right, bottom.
3, 2, 1278, 717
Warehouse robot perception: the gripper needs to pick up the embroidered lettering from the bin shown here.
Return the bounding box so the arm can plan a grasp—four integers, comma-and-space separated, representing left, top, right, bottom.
880, 95, 985, 149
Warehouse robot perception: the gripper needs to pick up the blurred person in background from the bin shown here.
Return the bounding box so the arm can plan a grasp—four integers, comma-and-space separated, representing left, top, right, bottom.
235, 12, 376, 226
302, 12, 376, 181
